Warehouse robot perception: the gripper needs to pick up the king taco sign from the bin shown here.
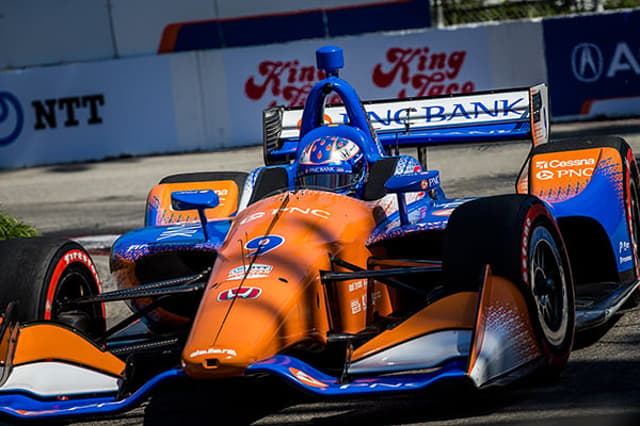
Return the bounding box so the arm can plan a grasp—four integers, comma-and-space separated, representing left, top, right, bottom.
243, 46, 477, 107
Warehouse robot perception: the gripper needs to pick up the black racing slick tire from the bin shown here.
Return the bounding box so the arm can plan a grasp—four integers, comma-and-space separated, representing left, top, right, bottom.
443, 194, 576, 375
0, 237, 105, 337
627, 161, 640, 305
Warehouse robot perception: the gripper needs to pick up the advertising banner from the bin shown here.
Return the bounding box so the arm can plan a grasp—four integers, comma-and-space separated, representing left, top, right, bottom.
218, 24, 546, 145
0, 56, 180, 169
543, 10, 640, 119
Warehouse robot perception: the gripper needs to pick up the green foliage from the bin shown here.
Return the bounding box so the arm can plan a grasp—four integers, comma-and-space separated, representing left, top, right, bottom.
435, 0, 640, 26
0, 211, 38, 240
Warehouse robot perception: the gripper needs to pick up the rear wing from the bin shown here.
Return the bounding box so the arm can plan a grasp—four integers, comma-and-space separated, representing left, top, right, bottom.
263, 84, 549, 165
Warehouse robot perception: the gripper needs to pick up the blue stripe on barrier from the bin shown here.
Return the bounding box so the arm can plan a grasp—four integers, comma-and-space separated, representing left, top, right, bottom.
171, 0, 431, 52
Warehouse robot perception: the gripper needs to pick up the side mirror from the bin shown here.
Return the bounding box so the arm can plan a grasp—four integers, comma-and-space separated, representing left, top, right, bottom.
384, 171, 440, 226
172, 190, 219, 211
171, 190, 219, 241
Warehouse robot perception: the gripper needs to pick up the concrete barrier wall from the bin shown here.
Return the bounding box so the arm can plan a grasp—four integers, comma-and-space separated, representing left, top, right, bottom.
0, 0, 430, 67
0, 9, 638, 169
0, 0, 115, 69
0, 21, 546, 169
0, 56, 181, 169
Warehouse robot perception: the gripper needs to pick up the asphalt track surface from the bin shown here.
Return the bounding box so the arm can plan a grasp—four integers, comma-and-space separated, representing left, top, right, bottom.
1, 119, 640, 425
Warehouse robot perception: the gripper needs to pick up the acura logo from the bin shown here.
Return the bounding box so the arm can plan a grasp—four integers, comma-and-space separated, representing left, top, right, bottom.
571, 43, 603, 83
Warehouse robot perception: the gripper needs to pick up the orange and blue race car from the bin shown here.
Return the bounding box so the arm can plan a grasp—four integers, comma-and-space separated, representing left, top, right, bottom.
0, 45, 638, 420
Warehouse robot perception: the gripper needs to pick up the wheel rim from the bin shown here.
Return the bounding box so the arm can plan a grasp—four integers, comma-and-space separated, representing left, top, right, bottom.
529, 226, 569, 347
52, 266, 102, 336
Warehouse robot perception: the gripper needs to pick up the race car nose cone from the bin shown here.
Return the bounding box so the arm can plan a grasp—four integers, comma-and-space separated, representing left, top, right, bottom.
183, 346, 248, 378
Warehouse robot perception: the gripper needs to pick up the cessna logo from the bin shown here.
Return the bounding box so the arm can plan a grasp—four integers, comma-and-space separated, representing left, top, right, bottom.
536, 158, 595, 169
217, 287, 262, 302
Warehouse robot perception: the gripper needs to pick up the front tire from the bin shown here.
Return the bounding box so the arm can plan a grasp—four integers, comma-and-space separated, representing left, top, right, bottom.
443, 194, 575, 375
0, 237, 105, 338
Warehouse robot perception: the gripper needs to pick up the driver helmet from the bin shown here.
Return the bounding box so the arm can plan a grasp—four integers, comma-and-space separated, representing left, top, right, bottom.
296, 135, 367, 196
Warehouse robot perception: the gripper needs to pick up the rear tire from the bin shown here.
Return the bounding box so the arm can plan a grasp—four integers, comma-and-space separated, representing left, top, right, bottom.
0, 237, 105, 338
443, 194, 575, 375
626, 166, 640, 305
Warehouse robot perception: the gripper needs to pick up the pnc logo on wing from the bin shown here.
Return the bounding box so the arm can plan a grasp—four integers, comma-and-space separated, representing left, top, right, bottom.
536, 170, 555, 181
217, 286, 262, 302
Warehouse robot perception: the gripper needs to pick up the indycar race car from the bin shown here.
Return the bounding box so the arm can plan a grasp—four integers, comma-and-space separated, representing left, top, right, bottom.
0, 45, 639, 420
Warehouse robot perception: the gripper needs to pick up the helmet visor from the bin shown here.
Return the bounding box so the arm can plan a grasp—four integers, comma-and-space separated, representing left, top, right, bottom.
297, 172, 358, 193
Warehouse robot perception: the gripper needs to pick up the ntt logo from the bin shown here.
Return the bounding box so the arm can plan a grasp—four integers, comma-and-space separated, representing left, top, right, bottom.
0, 91, 24, 147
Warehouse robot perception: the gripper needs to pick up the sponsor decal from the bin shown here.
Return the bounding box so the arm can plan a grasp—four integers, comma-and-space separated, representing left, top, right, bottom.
432, 208, 455, 217
245, 235, 285, 257
437, 200, 467, 209
350, 298, 362, 314
217, 286, 262, 302
0, 91, 24, 147
536, 170, 554, 181
289, 367, 328, 388
125, 244, 148, 253
522, 216, 532, 285
536, 158, 596, 169
348, 97, 527, 129
227, 264, 273, 280
348, 280, 365, 292
619, 255, 633, 264
189, 348, 237, 359
339, 382, 419, 390
240, 208, 331, 225
619, 240, 631, 254
157, 224, 201, 241
571, 41, 640, 83
534, 157, 596, 180
372, 46, 475, 98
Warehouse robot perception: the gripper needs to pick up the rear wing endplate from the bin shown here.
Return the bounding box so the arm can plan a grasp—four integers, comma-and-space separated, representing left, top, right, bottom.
263, 84, 549, 165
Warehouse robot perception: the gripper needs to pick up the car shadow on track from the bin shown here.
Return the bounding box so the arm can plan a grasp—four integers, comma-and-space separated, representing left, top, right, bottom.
141, 376, 517, 426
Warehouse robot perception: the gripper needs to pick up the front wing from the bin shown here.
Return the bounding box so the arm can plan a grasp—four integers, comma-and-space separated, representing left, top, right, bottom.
0, 267, 545, 420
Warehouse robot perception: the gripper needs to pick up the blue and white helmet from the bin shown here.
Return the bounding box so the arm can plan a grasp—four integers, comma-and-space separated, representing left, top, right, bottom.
296, 135, 367, 196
